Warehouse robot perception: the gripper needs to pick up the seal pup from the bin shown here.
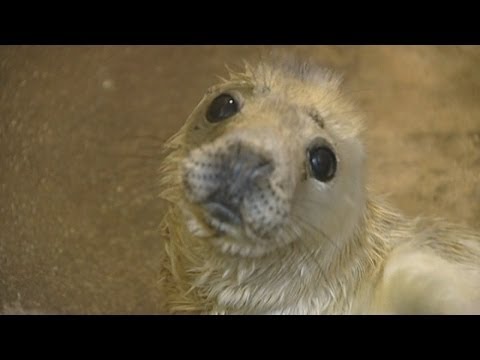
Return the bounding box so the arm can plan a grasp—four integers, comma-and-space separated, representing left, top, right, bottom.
158, 55, 480, 314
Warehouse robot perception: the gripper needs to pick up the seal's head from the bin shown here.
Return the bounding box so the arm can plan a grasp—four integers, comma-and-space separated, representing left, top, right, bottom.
162, 56, 367, 257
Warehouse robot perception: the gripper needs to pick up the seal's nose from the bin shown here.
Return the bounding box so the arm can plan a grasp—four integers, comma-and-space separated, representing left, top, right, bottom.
203, 142, 274, 224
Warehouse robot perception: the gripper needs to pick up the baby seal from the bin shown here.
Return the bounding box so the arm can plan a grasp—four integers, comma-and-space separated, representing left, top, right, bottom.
159, 56, 480, 314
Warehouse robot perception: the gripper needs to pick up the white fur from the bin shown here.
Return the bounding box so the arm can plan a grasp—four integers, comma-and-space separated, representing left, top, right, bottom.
159, 56, 480, 315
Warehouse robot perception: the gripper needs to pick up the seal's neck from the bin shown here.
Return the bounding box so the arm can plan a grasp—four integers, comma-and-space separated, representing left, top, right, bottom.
162, 197, 399, 314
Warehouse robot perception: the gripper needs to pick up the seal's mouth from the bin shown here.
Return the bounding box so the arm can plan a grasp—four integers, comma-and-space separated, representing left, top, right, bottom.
188, 197, 284, 244
183, 195, 299, 257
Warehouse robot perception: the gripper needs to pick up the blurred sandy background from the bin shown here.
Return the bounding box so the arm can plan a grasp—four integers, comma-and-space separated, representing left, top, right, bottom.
1, 45, 479, 314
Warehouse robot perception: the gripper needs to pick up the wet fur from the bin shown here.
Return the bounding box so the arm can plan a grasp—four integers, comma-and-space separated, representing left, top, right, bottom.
159, 55, 480, 314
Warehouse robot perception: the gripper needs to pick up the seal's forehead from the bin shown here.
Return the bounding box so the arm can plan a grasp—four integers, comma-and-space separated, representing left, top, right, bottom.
209, 56, 341, 99
227, 56, 343, 92
259, 57, 341, 88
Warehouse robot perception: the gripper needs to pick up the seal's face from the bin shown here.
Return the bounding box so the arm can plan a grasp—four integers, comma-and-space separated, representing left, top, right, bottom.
176, 59, 366, 256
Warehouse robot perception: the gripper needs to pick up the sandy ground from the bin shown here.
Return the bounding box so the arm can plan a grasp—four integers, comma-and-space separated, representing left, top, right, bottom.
1, 45, 479, 314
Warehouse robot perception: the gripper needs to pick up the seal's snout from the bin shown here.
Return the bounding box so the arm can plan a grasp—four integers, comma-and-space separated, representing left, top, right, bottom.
205, 143, 274, 224
184, 141, 275, 225
222, 142, 274, 194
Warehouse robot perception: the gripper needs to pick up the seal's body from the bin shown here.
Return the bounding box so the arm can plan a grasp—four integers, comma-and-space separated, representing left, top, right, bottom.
159, 57, 480, 314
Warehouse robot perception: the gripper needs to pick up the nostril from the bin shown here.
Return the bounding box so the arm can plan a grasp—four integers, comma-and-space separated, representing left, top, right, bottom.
250, 161, 274, 181
221, 142, 271, 177
185, 142, 276, 225
204, 201, 242, 225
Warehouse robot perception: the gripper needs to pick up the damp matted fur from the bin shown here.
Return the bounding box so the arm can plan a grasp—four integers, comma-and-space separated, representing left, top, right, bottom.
158, 54, 480, 314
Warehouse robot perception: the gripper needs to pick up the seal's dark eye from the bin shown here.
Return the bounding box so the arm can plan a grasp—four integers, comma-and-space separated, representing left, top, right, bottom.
308, 146, 337, 182
206, 93, 239, 123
